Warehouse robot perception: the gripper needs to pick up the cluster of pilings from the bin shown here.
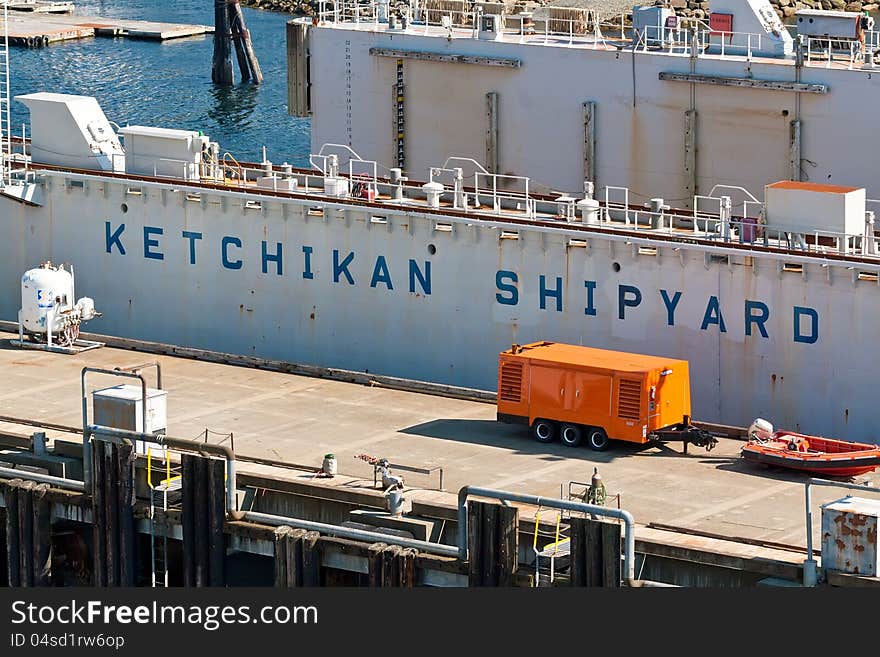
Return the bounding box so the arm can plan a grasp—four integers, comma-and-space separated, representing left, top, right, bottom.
213, 0, 264, 84
3, 480, 52, 587
91, 441, 136, 586
181, 455, 227, 586
2, 446, 625, 588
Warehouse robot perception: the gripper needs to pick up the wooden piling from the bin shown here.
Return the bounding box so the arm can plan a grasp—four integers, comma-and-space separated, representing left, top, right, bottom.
181, 453, 196, 587
32, 484, 52, 587
4, 480, 21, 587
301, 530, 321, 587
116, 443, 136, 587
381, 545, 402, 587
601, 522, 621, 587
91, 441, 106, 586
570, 517, 621, 587
273, 526, 291, 587
367, 542, 387, 587
467, 501, 518, 586
398, 547, 417, 587
193, 456, 209, 587
207, 457, 226, 586
0, 506, 6, 587
212, 0, 234, 84
103, 443, 119, 586
285, 528, 307, 587
18, 480, 35, 587
228, 0, 263, 84
228, 2, 251, 83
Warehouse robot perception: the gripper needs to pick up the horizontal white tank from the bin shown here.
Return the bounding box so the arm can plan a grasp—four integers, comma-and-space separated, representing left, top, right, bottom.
20, 262, 75, 334
119, 126, 211, 180
764, 181, 865, 235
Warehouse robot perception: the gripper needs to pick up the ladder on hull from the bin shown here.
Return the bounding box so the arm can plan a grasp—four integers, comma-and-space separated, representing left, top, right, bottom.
0, 2, 12, 186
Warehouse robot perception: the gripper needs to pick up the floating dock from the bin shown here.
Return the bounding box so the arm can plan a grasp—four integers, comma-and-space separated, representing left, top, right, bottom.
7, 1, 75, 14
1, 11, 214, 46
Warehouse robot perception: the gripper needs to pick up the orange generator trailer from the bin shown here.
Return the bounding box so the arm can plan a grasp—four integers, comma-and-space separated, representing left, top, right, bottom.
496, 342, 716, 451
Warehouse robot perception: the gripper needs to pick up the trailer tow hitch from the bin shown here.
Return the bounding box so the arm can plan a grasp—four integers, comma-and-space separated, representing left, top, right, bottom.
649, 420, 718, 453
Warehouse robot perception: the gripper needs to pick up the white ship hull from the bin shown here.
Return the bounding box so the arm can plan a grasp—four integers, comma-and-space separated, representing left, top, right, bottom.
0, 168, 876, 442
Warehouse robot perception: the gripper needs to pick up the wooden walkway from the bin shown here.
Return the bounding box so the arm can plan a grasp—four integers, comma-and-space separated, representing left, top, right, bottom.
2, 12, 214, 47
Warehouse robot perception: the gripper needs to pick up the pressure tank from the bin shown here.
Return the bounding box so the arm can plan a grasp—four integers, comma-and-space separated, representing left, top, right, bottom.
21, 262, 75, 334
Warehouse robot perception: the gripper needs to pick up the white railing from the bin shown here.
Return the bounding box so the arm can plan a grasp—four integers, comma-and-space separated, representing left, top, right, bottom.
473, 171, 530, 215
314, 2, 880, 71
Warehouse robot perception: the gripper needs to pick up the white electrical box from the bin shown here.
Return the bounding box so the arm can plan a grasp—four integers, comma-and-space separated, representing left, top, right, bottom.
93, 384, 167, 456
119, 125, 210, 180
764, 181, 866, 236
632, 6, 675, 47
478, 13, 503, 40
821, 496, 880, 576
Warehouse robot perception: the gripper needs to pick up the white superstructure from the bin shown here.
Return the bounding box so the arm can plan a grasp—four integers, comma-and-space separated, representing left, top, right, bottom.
293, 0, 880, 207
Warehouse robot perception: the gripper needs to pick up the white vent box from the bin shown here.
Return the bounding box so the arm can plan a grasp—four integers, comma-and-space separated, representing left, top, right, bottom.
93, 384, 167, 456
16, 92, 124, 172
119, 125, 210, 180
796, 9, 865, 40
821, 496, 880, 576
764, 181, 866, 235
633, 6, 675, 47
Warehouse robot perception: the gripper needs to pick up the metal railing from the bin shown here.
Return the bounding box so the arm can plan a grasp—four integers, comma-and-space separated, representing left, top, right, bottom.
313, 3, 880, 72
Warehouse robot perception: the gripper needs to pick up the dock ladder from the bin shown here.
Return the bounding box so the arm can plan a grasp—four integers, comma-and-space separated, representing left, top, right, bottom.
533, 508, 569, 586
0, 2, 12, 185
147, 447, 182, 588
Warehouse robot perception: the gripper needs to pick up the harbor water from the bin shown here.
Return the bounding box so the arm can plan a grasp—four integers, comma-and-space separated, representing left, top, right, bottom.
8, 0, 310, 164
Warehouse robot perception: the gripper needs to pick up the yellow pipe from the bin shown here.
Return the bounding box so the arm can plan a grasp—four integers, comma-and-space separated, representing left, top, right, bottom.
533, 508, 542, 550
553, 513, 561, 556
147, 448, 153, 489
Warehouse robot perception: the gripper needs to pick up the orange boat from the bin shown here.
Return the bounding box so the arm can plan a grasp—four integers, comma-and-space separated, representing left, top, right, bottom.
741, 419, 880, 477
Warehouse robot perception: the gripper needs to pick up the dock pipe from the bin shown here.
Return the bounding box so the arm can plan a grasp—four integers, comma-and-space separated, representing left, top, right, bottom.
81, 367, 148, 494
804, 477, 880, 586
0, 466, 85, 491
457, 486, 636, 585
84, 424, 239, 518
114, 361, 162, 390
241, 510, 460, 557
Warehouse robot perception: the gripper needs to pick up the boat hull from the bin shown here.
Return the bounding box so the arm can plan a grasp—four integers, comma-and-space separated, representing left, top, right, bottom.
2, 169, 880, 442
741, 448, 880, 477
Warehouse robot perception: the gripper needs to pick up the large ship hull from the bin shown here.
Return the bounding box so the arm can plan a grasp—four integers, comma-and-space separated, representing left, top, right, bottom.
0, 169, 875, 442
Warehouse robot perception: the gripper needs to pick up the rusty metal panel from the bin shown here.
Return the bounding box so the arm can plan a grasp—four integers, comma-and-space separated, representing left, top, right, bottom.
821, 497, 880, 576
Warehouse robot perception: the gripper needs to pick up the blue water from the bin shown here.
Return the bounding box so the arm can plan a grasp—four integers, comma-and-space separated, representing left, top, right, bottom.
9, 0, 311, 164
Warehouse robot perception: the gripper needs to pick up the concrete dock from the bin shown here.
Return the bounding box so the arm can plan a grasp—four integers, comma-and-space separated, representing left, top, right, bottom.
1, 11, 214, 46
0, 328, 871, 563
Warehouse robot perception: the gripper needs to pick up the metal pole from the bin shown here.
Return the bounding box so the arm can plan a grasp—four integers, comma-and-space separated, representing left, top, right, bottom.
243, 510, 459, 557
86, 424, 239, 518
82, 367, 148, 494
0, 466, 84, 491
457, 486, 636, 584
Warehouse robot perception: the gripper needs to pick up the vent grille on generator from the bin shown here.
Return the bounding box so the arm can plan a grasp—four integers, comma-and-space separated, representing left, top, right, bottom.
499, 362, 523, 402
617, 380, 641, 420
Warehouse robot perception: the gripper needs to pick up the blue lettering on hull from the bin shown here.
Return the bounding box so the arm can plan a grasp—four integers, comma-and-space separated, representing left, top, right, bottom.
103, 223, 433, 298
101, 222, 819, 343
